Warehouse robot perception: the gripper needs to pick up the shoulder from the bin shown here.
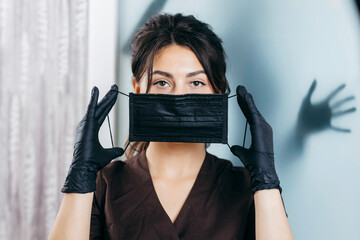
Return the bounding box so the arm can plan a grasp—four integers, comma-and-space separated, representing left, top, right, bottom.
206, 152, 252, 193
206, 151, 250, 179
98, 152, 145, 183
98, 153, 141, 183
100, 159, 126, 179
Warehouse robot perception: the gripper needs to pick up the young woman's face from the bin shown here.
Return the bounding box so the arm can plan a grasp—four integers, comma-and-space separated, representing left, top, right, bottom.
133, 44, 215, 94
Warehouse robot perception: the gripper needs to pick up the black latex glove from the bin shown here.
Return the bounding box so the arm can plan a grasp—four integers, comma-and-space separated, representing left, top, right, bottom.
61, 84, 124, 193
230, 85, 282, 194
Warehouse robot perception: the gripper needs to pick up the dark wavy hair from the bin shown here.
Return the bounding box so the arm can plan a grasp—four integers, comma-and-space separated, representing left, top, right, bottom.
124, 13, 230, 159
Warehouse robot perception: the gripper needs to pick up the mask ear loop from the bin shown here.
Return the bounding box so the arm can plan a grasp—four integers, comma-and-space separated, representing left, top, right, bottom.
227, 94, 249, 150
106, 90, 131, 155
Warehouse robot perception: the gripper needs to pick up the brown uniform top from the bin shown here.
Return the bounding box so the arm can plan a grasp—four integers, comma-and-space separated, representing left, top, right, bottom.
90, 150, 255, 240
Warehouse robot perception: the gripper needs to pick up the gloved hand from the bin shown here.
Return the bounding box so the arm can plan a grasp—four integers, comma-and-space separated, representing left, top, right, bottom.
230, 85, 282, 194
61, 84, 124, 193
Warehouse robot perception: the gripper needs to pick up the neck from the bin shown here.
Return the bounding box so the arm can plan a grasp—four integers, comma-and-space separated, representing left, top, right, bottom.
145, 142, 206, 179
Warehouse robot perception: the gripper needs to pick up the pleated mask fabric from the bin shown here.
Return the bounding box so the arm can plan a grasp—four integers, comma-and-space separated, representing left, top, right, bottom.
129, 93, 228, 144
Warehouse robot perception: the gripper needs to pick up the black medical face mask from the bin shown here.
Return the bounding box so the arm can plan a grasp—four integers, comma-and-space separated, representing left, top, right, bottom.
107, 90, 247, 151
129, 92, 228, 143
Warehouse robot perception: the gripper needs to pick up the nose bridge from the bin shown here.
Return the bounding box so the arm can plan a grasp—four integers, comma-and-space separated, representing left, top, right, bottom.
173, 78, 187, 95
174, 88, 187, 95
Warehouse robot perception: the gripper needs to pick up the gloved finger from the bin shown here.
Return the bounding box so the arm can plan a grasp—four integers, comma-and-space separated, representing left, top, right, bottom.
236, 85, 263, 125
230, 145, 247, 159
97, 96, 117, 125
95, 84, 118, 120
104, 147, 125, 160
87, 86, 99, 118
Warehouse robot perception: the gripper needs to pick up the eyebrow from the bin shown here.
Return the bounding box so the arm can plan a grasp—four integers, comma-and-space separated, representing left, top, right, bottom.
152, 70, 206, 79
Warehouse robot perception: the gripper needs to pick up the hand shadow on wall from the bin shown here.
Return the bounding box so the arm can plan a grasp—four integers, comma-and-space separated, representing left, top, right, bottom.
284, 79, 356, 160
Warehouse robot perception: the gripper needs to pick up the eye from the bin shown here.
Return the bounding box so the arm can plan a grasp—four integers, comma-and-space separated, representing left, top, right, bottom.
191, 81, 206, 87
153, 80, 169, 88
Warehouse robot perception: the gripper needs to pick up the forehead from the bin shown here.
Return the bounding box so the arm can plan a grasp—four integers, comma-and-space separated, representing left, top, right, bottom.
153, 44, 204, 70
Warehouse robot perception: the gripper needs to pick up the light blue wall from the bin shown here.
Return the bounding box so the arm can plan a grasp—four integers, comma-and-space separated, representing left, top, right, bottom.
117, 1, 360, 239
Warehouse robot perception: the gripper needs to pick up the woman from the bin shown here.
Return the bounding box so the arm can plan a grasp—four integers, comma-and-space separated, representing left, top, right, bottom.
49, 13, 294, 239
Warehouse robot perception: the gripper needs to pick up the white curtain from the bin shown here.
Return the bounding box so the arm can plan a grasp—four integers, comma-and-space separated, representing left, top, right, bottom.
0, 0, 89, 239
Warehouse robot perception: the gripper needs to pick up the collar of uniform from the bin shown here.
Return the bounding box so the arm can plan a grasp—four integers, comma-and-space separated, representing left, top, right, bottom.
132, 150, 217, 238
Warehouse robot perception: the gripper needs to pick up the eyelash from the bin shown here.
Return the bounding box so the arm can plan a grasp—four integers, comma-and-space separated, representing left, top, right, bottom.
153, 80, 206, 87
